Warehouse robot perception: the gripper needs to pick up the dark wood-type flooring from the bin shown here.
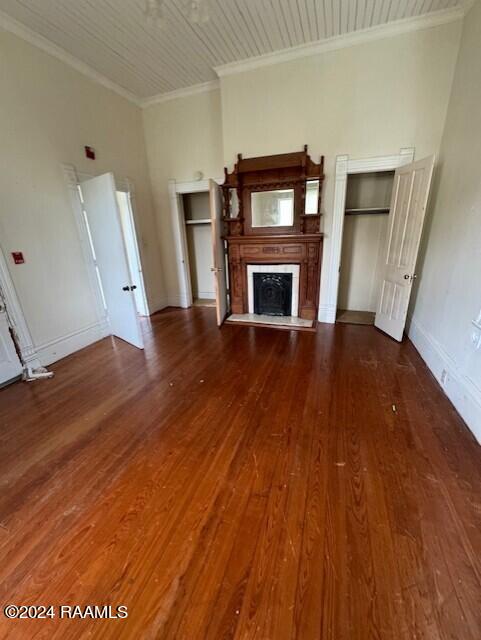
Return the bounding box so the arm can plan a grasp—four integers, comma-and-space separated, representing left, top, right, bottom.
0, 307, 480, 639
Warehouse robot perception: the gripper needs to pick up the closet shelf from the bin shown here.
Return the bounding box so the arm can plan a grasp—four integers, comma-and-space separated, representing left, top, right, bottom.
185, 219, 211, 225
345, 207, 389, 215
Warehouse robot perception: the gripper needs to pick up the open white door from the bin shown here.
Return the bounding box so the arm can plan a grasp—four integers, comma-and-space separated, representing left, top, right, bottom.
0, 304, 22, 385
375, 155, 435, 341
81, 173, 144, 349
209, 179, 228, 326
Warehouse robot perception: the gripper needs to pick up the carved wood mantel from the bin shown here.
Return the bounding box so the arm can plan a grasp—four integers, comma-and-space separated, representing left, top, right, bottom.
222, 146, 324, 322
227, 234, 322, 320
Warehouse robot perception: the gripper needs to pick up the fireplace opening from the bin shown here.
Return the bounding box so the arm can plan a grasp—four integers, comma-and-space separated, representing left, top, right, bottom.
253, 273, 293, 316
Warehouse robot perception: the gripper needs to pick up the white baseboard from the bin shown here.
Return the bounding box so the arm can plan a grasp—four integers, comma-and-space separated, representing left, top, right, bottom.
408, 318, 481, 445
197, 291, 215, 300
36, 320, 110, 367
318, 304, 336, 324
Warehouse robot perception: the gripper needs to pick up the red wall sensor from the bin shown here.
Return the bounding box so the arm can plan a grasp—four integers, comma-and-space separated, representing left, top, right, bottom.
12, 252, 25, 264
85, 146, 96, 160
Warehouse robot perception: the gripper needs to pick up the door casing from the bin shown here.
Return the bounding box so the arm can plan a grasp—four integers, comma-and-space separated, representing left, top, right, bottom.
321, 148, 415, 324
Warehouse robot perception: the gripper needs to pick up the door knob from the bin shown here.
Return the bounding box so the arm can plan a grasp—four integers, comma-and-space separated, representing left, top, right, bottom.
403, 274, 410, 280
122, 286, 129, 291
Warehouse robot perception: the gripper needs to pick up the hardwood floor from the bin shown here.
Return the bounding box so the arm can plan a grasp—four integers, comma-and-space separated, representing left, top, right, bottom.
0, 307, 479, 639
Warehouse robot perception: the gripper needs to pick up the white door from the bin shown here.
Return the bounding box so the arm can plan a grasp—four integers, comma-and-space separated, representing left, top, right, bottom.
0, 301, 22, 385
209, 180, 228, 326
81, 173, 144, 349
116, 191, 149, 316
375, 156, 435, 341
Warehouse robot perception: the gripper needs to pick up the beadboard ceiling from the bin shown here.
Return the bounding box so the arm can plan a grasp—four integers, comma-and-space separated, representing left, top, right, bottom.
0, 0, 466, 103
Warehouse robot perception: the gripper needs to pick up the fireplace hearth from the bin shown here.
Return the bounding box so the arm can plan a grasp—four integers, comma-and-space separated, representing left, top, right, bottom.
254, 273, 292, 316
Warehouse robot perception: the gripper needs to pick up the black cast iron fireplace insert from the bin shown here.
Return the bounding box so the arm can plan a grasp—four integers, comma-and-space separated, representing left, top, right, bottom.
253, 273, 293, 316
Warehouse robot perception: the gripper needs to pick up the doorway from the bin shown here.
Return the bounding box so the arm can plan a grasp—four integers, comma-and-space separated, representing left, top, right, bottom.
169, 178, 229, 326
327, 149, 435, 341
337, 171, 394, 326
182, 191, 215, 307
77, 173, 145, 349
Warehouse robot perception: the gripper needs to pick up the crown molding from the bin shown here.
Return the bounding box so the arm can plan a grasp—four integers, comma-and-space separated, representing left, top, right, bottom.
0, 10, 141, 106
0, 3, 468, 107
215, 6, 466, 78
140, 79, 220, 108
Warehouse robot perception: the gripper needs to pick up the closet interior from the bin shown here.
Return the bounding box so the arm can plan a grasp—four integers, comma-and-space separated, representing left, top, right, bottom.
182, 192, 215, 307
337, 171, 394, 325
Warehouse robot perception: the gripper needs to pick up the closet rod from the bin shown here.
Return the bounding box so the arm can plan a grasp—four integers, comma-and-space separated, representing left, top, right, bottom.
345, 207, 389, 215
185, 219, 211, 225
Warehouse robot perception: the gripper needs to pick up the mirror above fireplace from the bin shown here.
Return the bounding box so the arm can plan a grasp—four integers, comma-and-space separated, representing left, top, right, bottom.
251, 189, 294, 228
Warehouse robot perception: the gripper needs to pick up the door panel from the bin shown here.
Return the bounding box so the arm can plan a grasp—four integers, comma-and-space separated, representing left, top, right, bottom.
0, 305, 22, 385
81, 173, 144, 349
209, 180, 228, 326
375, 156, 435, 341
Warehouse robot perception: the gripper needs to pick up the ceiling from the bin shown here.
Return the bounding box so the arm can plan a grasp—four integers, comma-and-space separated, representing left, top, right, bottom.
0, 0, 466, 103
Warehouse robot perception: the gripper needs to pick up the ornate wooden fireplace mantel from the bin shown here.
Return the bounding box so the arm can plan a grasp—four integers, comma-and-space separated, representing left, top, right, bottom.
222, 146, 324, 322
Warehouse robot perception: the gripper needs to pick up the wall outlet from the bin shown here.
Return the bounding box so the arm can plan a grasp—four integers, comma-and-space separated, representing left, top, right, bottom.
472, 330, 481, 350
440, 369, 448, 385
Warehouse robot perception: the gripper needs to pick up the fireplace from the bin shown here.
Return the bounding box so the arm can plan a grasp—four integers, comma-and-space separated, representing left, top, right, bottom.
247, 264, 300, 317
254, 273, 292, 316
222, 147, 324, 328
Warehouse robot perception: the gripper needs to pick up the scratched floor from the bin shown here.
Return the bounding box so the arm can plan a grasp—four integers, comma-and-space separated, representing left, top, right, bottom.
0, 307, 480, 639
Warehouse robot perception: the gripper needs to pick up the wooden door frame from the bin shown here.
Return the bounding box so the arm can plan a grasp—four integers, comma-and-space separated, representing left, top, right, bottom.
168, 178, 223, 309
320, 147, 415, 324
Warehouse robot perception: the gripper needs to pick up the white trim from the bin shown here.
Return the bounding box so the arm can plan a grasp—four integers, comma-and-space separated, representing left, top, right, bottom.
0, 10, 140, 106
320, 148, 415, 324
168, 177, 224, 309
1, 4, 464, 106
141, 80, 219, 108
63, 164, 110, 329
36, 320, 109, 367
408, 318, 481, 445
174, 178, 223, 194
197, 291, 215, 300
169, 180, 194, 309
247, 264, 300, 316
215, 7, 465, 78
0, 246, 41, 369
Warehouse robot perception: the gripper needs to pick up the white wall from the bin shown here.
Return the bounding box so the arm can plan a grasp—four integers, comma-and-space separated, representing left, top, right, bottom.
338, 172, 393, 312
142, 89, 223, 306
409, 1, 481, 443
142, 20, 462, 312
186, 225, 215, 300
0, 29, 164, 365
338, 214, 388, 312
219, 21, 462, 318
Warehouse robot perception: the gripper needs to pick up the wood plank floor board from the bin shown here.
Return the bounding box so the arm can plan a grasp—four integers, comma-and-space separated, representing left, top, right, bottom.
0, 307, 479, 639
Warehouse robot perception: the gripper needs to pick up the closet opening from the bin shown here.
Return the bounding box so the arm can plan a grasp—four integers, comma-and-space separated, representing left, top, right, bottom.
182, 192, 216, 308
336, 171, 394, 326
